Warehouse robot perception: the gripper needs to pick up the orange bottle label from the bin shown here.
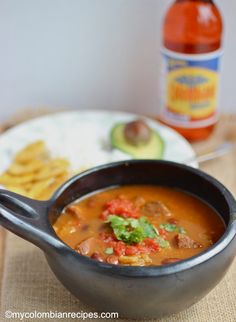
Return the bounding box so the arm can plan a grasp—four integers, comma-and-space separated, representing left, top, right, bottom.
161, 48, 222, 128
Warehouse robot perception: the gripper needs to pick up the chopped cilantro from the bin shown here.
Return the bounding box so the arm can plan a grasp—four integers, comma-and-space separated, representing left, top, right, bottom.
138, 217, 157, 239
104, 247, 114, 255
106, 215, 157, 244
179, 227, 187, 234
160, 223, 177, 232
160, 223, 186, 234
156, 236, 170, 249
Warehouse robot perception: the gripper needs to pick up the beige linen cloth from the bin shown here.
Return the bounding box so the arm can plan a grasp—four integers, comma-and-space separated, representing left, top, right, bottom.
0, 115, 236, 322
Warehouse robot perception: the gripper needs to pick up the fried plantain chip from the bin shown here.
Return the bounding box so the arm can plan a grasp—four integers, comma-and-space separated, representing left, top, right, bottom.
4, 186, 28, 196
27, 178, 54, 199
1, 140, 73, 200
14, 140, 47, 164
0, 172, 35, 185
37, 172, 69, 200
35, 159, 70, 181
8, 159, 45, 176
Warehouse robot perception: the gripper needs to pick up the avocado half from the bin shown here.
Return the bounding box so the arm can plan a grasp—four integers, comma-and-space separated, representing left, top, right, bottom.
111, 123, 165, 159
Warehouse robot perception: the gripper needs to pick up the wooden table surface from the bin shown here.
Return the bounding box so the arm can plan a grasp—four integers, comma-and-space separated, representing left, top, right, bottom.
0, 113, 235, 304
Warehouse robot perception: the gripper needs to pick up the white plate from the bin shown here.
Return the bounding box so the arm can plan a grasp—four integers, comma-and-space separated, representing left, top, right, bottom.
0, 110, 197, 175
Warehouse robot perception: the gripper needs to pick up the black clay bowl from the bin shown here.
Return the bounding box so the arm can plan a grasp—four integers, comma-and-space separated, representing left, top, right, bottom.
0, 160, 236, 319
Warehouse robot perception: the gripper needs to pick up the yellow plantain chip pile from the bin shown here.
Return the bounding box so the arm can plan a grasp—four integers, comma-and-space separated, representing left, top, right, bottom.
0, 140, 71, 200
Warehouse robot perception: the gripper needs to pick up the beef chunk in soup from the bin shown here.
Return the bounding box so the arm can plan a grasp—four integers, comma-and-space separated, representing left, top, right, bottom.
66, 205, 81, 220
175, 234, 202, 249
142, 201, 172, 217
76, 237, 102, 255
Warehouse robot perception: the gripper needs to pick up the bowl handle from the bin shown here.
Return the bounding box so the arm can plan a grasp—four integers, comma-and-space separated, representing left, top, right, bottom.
0, 189, 65, 251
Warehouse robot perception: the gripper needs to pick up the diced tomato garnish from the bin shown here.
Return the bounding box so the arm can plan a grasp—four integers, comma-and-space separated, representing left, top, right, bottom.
100, 210, 110, 221
100, 236, 159, 256
136, 245, 149, 254
159, 228, 168, 239
142, 238, 160, 252
114, 241, 126, 256
99, 232, 117, 243
125, 245, 139, 256
101, 198, 140, 220
107, 241, 117, 248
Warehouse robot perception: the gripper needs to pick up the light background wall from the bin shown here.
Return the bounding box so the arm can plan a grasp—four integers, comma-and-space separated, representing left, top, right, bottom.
0, 0, 235, 122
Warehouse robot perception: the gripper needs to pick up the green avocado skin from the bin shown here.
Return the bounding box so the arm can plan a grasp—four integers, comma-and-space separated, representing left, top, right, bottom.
110, 123, 165, 159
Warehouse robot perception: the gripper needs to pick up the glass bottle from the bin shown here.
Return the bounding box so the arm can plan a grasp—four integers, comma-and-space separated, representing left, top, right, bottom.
159, 0, 223, 141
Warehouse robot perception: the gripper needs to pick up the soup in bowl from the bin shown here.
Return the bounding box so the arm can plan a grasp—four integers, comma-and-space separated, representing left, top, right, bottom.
0, 160, 235, 319
54, 185, 225, 266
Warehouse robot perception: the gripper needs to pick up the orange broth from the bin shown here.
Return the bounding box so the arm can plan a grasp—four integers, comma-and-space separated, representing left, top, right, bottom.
53, 185, 225, 266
